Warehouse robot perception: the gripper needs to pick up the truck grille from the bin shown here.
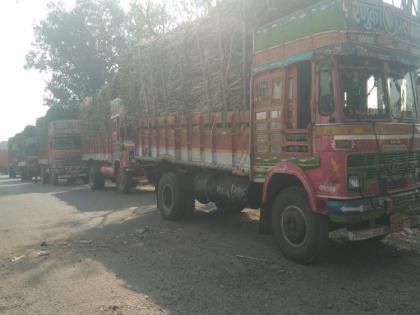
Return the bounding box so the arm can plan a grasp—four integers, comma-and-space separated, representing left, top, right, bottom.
55, 156, 82, 166
347, 150, 420, 190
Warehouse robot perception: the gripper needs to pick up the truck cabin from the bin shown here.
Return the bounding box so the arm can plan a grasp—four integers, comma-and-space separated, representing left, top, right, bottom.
253, 0, 420, 201
24, 137, 38, 157
50, 135, 82, 151
110, 98, 135, 164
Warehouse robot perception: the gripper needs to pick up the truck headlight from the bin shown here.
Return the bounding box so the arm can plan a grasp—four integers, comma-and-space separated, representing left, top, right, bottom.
348, 175, 361, 190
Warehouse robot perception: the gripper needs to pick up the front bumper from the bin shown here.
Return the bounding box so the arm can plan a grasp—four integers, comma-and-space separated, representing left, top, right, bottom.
52, 167, 88, 179
327, 188, 420, 223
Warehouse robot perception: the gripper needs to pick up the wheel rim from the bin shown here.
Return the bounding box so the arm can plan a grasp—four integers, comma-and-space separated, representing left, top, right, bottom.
281, 205, 308, 248
162, 185, 174, 211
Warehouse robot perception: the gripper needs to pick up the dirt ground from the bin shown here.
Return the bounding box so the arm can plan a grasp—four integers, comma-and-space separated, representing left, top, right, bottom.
1, 175, 420, 314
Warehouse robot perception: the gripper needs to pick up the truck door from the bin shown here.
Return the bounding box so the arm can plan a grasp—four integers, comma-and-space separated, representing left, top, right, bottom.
284, 62, 312, 155
253, 69, 285, 179
252, 63, 313, 180
111, 116, 121, 162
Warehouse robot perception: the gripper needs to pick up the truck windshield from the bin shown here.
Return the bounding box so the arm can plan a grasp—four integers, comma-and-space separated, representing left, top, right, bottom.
53, 135, 81, 150
340, 57, 388, 119
25, 138, 38, 156
340, 56, 418, 120
388, 70, 417, 121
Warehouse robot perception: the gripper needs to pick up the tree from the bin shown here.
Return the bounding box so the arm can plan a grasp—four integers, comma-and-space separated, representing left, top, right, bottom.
126, 0, 173, 42
26, 0, 128, 107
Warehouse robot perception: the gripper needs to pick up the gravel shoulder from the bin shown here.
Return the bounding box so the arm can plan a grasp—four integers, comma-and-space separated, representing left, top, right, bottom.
0, 176, 420, 314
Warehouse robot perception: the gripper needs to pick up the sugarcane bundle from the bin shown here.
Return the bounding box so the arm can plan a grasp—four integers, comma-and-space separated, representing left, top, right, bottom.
118, 0, 252, 118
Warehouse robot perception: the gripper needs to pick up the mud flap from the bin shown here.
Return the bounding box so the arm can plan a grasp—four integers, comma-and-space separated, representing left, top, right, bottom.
259, 203, 272, 234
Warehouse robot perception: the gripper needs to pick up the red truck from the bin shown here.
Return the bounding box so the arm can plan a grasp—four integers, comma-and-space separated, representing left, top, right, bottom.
0, 149, 8, 174
83, 0, 420, 263
38, 120, 88, 185
82, 98, 145, 192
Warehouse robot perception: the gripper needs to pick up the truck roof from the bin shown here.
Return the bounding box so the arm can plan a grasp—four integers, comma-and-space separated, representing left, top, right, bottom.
254, 0, 420, 73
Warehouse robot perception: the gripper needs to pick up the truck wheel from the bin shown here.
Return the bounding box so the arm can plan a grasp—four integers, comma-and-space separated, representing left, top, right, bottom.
41, 168, 49, 184
9, 170, 16, 179
117, 169, 131, 194
216, 202, 244, 214
271, 187, 328, 264
157, 172, 194, 220
89, 167, 105, 190
50, 173, 58, 186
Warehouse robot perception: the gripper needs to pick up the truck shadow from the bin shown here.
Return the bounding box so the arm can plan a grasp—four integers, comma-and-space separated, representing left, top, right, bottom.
53, 185, 156, 213
4, 205, 420, 314
0, 178, 91, 197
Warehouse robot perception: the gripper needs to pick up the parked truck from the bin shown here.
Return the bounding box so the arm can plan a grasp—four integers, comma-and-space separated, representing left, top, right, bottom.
38, 120, 88, 185
83, 0, 420, 263
8, 136, 18, 178
8, 126, 39, 181
0, 149, 8, 174
82, 98, 146, 193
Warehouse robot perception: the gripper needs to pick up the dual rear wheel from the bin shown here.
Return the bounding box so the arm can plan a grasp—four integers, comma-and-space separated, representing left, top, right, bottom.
157, 172, 195, 221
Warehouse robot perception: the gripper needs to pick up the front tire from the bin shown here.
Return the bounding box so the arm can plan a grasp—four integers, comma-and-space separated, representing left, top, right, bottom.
157, 172, 195, 221
117, 168, 132, 194
271, 187, 328, 264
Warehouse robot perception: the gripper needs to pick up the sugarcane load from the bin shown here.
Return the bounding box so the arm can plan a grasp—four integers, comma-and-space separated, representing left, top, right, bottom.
81, 0, 420, 263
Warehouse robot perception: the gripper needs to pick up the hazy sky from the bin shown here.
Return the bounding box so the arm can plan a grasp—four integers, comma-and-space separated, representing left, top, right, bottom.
0, 0, 129, 142
0, 0, 50, 142
0, 0, 405, 142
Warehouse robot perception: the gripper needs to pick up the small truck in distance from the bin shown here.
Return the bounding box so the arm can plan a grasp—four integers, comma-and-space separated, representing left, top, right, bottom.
8, 126, 39, 181
0, 149, 8, 174
38, 120, 88, 185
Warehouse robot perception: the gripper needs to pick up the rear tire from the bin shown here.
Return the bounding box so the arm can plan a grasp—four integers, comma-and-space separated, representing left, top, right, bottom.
89, 166, 105, 190
271, 186, 328, 264
41, 168, 49, 184
157, 172, 195, 220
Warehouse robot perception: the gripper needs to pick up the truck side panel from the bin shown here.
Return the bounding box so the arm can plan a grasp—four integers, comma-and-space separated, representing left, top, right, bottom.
136, 111, 251, 175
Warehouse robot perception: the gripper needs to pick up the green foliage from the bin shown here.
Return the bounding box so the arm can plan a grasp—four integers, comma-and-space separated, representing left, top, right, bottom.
26, 0, 129, 107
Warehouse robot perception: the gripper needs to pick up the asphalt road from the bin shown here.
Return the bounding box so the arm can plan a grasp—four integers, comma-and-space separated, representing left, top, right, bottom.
1, 175, 420, 314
